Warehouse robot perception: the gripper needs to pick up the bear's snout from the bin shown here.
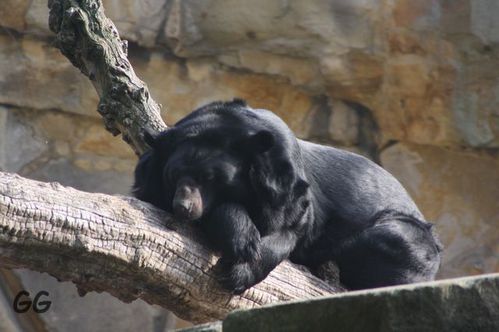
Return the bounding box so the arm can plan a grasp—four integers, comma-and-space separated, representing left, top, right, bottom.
173, 177, 203, 221
173, 200, 193, 219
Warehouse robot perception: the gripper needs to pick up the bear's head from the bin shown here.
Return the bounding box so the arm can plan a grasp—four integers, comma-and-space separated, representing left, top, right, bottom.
133, 129, 275, 221
162, 139, 249, 221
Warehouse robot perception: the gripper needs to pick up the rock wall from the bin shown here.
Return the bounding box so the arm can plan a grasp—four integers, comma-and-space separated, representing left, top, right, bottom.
0, 0, 498, 329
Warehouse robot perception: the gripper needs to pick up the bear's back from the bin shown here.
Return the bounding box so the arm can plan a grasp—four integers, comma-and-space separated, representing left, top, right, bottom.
299, 139, 424, 225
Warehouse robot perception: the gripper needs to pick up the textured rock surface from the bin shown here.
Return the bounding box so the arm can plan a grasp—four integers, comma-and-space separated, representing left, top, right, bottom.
1, 0, 498, 329
2, 0, 498, 146
190, 274, 499, 332
0, 35, 98, 116
0, 107, 48, 173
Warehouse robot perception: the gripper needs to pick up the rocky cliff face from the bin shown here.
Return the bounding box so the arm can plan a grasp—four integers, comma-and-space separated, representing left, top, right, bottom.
0, 0, 498, 329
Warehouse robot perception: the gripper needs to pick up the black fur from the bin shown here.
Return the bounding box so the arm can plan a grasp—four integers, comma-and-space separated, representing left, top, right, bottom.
133, 99, 443, 293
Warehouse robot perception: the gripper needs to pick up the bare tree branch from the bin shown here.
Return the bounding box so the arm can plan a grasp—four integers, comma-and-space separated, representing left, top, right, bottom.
48, 0, 167, 155
0, 172, 341, 323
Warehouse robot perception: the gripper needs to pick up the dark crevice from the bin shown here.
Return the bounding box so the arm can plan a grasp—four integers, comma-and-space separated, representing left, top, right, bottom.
344, 101, 381, 163
312, 98, 381, 162
306, 95, 331, 142
126, 40, 152, 62
378, 139, 400, 153
0, 25, 25, 40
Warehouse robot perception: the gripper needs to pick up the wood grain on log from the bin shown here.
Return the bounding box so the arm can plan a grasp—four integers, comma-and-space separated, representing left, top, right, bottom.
0, 172, 340, 323
48, 0, 167, 155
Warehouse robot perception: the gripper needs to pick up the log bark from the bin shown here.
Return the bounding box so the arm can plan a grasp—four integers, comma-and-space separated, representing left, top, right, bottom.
48, 0, 167, 155
0, 172, 341, 323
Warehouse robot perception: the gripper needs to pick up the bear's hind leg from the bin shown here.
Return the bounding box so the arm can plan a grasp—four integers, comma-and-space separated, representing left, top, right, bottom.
334, 215, 441, 290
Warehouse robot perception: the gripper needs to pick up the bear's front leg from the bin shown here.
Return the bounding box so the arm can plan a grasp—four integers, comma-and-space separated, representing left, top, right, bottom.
222, 230, 299, 294
202, 203, 261, 263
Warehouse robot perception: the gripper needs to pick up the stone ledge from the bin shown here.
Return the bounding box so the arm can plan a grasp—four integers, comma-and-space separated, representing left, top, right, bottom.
178, 273, 499, 332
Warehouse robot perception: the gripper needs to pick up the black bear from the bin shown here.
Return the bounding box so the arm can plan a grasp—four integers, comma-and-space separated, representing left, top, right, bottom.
133, 99, 442, 294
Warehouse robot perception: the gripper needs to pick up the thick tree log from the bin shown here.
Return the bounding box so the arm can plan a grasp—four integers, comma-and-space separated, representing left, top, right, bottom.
48, 0, 167, 155
0, 172, 341, 323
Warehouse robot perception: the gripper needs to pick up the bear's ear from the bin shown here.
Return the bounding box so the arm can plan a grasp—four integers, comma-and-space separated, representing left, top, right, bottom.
293, 178, 309, 197
247, 130, 274, 153
231, 98, 248, 107
132, 150, 161, 203
143, 129, 159, 149
143, 128, 178, 153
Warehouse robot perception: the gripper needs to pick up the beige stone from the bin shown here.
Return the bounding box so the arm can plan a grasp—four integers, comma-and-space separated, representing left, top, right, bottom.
380, 143, 499, 279
4, 0, 496, 147
186, 59, 216, 82
234, 50, 323, 89
0, 107, 7, 170
328, 100, 359, 145
54, 141, 71, 157
114, 159, 136, 173
134, 53, 314, 137
73, 155, 134, 174
0, 0, 30, 30
371, 54, 460, 146
133, 54, 235, 125
321, 52, 384, 104
385, 56, 430, 98
0, 107, 49, 173
471, 0, 499, 44
102, 0, 167, 47
3, 0, 166, 47
36, 111, 134, 161
74, 124, 134, 159
94, 159, 114, 172
1, 0, 496, 147
162, 0, 380, 57
36, 112, 79, 142
393, 0, 440, 30
219, 72, 313, 138
0, 35, 98, 116
74, 158, 94, 172
452, 65, 499, 147
25, 1, 51, 35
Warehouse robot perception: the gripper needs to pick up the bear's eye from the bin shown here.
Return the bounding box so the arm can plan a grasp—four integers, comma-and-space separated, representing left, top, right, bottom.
201, 172, 215, 182
167, 167, 180, 182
